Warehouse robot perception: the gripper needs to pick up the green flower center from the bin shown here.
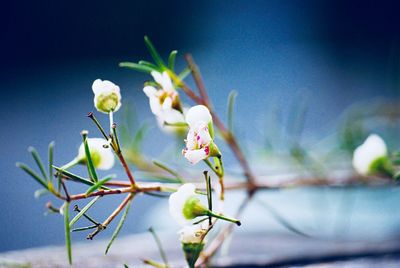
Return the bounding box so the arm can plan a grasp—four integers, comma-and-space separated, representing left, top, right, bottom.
96, 92, 119, 112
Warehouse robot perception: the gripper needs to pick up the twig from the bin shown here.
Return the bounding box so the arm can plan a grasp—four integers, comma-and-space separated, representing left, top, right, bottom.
184, 54, 210, 105
170, 57, 258, 193
196, 196, 251, 266
87, 193, 134, 240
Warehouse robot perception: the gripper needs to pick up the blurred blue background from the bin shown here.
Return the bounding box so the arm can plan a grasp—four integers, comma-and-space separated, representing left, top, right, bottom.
1, 0, 400, 252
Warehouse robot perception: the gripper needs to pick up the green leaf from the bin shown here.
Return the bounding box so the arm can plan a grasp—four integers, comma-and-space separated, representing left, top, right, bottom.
69, 196, 101, 228
105, 196, 134, 254
227, 90, 238, 134
168, 50, 178, 70
48, 141, 55, 182
132, 123, 149, 151
138, 60, 160, 71
149, 227, 169, 267
152, 160, 184, 183
71, 225, 98, 232
119, 62, 153, 73
16, 162, 48, 190
28, 146, 48, 181
82, 133, 98, 182
178, 66, 191, 80
64, 202, 72, 265
85, 177, 112, 196
53, 166, 110, 190
144, 36, 166, 68
256, 198, 309, 237
137, 171, 182, 183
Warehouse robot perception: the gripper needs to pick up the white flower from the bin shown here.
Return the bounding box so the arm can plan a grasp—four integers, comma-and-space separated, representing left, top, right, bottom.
183, 123, 212, 164
77, 138, 115, 170
352, 134, 388, 175
151, 71, 174, 93
92, 79, 122, 113
169, 183, 208, 225
143, 71, 185, 128
183, 105, 219, 164
179, 224, 207, 244
185, 105, 212, 128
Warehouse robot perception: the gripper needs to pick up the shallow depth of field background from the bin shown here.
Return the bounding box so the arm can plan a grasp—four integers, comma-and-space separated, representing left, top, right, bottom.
1, 0, 400, 252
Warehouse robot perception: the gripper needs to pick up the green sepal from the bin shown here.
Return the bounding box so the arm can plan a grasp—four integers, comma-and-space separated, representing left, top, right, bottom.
369, 156, 394, 177
183, 196, 208, 220
182, 242, 204, 268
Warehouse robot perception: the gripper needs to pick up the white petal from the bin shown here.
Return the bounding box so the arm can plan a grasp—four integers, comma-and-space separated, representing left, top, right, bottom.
149, 96, 162, 115
151, 71, 163, 85
77, 138, 115, 170
184, 148, 208, 164
185, 105, 212, 128
197, 124, 212, 145
161, 71, 174, 93
352, 134, 387, 175
169, 183, 196, 225
143, 86, 157, 98
179, 225, 206, 244
185, 128, 196, 150
162, 108, 185, 124
162, 97, 173, 110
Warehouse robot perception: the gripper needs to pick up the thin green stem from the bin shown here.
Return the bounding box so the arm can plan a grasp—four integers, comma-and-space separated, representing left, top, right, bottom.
207, 211, 241, 226
87, 112, 110, 141
149, 227, 169, 267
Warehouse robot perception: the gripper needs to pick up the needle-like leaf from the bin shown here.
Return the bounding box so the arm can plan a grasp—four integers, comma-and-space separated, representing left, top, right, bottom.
82, 132, 98, 182
119, 62, 153, 73
149, 227, 169, 267
69, 196, 101, 228
16, 162, 48, 190
168, 50, 178, 71
28, 147, 48, 181
178, 66, 191, 80
227, 90, 238, 134
64, 202, 72, 265
85, 177, 113, 196
138, 60, 160, 71
48, 141, 55, 182
105, 195, 134, 254
71, 225, 98, 232
144, 36, 165, 67
152, 160, 184, 183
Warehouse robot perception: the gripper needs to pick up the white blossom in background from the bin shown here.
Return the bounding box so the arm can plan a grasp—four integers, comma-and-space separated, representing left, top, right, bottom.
352, 134, 388, 175
183, 105, 220, 164
143, 71, 185, 128
77, 138, 115, 170
169, 183, 208, 225
92, 79, 122, 113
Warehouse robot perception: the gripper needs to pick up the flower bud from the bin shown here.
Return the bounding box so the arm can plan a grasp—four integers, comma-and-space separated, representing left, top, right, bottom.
352, 134, 393, 176
92, 79, 122, 113
179, 225, 207, 268
185, 105, 212, 128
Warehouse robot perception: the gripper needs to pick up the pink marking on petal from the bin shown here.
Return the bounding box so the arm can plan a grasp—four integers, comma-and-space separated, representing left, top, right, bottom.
204, 146, 210, 155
